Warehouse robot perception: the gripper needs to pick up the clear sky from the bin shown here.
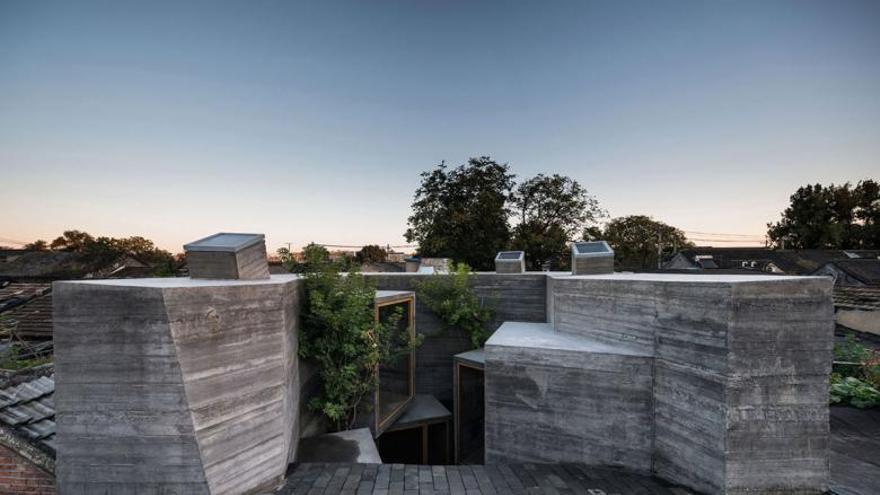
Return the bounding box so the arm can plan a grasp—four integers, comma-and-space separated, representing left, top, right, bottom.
1, 0, 878, 253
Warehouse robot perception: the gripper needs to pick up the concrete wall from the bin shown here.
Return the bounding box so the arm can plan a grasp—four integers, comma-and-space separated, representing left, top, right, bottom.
484, 322, 654, 470
489, 273, 833, 495
53, 276, 301, 495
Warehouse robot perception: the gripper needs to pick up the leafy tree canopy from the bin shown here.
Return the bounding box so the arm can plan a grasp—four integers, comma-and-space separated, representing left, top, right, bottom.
23, 240, 48, 251
767, 180, 879, 249
299, 261, 419, 430
405, 157, 515, 271
279, 242, 333, 273
356, 244, 387, 263
511, 174, 604, 270
49, 230, 94, 251
45, 229, 174, 268
588, 215, 692, 271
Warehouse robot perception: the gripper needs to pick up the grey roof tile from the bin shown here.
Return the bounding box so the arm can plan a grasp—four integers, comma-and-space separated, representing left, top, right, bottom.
0, 373, 55, 454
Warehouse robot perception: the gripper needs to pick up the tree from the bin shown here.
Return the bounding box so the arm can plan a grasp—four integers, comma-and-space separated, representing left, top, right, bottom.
356, 245, 387, 263
302, 243, 330, 265
590, 216, 692, 271
50, 230, 95, 251
299, 261, 418, 431
23, 240, 48, 250
45, 229, 174, 273
511, 174, 604, 270
405, 157, 515, 270
767, 180, 879, 249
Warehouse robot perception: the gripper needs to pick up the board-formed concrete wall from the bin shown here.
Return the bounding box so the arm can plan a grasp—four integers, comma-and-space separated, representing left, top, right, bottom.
53, 275, 302, 495
484, 322, 654, 470
488, 273, 833, 495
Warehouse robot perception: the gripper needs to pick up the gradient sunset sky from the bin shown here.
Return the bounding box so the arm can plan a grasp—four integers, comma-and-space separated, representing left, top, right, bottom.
1, 0, 878, 253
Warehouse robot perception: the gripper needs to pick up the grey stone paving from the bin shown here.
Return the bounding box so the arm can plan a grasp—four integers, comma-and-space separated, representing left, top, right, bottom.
277, 463, 694, 495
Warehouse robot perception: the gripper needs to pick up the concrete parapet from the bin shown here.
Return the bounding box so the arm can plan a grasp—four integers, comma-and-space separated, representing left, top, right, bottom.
53, 275, 302, 495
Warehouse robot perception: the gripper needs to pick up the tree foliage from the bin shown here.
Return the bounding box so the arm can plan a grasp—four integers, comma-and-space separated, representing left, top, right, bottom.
511, 174, 604, 270
405, 157, 515, 271
416, 263, 494, 348
49, 230, 95, 251
588, 215, 692, 271
279, 243, 333, 273
356, 245, 387, 263
23, 240, 48, 250
767, 180, 879, 249
299, 261, 419, 430
44, 229, 174, 270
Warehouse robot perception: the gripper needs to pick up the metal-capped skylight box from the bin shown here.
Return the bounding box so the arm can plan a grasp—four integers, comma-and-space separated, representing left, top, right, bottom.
494, 251, 525, 273
184, 232, 270, 280
571, 240, 614, 275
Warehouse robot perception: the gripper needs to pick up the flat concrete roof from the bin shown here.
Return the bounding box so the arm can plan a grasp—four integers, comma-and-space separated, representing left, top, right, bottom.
454, 348, 486, 367
487, 321, 653, 357
54, 274, 301, 288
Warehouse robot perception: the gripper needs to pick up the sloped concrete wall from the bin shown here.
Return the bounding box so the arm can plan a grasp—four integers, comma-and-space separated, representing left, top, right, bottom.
54, 283, 210, 494
54, 276, 302, 495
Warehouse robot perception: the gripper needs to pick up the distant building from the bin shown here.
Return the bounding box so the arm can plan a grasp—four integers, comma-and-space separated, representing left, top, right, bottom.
663, 247, 879, 276
811, 259, 880, 288
385, 250, 407, 263
832, 286, 880, 338
360, 262, 405, 273
0, 250, 164, 282
417, 257, 452, 274
0, 249, 38, 264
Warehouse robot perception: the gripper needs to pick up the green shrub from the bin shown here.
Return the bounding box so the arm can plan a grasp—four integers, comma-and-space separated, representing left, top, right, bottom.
416, 263, 494, 348
830, 374, 880, 409
831, 333, 880, 408
834, 333, 871, 377
299, 260, 419, 431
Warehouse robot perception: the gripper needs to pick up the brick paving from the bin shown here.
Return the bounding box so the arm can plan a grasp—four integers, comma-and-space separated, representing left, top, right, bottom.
277, 463, 695, 495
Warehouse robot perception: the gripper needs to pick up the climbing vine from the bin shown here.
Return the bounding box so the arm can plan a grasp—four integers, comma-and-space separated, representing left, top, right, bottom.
416, 263, 495, 348
299, 258, 419, 431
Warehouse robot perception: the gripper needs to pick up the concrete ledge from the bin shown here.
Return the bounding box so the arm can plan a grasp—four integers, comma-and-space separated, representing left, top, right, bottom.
484, 322, 654, 471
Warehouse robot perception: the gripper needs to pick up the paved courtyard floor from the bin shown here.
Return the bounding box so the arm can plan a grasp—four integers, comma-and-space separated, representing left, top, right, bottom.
280, 406, 880, 495
278, 463, 693, 495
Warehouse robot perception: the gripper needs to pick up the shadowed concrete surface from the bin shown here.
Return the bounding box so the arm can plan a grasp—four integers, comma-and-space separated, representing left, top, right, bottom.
277, 463, 695, 494
829, 407, 880, 495
298, 429, 382, 464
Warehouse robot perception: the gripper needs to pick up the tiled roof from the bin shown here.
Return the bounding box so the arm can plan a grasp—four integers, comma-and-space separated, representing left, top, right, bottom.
0, 282, 50, 313
826, 259, 880, 287
2, 294, 53, 339
673, 248, 878, 275
834, 287, 880, 311
0, 373, 55, 453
